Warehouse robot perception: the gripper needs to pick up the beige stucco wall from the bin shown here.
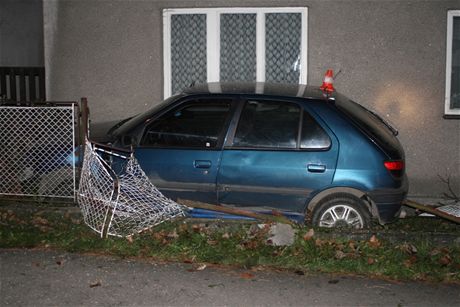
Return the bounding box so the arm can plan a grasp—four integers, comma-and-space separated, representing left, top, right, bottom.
43, 0, 460, 198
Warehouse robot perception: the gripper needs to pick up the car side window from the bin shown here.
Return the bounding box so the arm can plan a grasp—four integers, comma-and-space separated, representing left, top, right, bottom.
300, 111, 331, 150
233, 100, 300, 149
140, 99, 232, 148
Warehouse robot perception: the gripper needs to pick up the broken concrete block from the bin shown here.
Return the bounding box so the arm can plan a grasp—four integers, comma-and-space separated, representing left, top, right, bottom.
267, 223, 295, 246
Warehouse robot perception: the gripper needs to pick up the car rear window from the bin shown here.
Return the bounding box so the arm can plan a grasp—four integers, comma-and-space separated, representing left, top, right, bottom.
335, 95, 403, 159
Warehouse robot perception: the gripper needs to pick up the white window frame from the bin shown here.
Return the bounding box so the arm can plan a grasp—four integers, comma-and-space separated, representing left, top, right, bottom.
163, 7, 308, 98
445, 10, 460, 115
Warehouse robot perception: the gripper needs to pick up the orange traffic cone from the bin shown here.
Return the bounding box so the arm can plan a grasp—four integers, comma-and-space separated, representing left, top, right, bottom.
320, 69, 335, 93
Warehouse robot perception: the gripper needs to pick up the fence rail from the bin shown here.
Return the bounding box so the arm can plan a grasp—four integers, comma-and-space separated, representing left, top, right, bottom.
0, 67, 46, 103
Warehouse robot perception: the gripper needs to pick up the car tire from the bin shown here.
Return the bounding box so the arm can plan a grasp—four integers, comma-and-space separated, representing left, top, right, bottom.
311, 193, 371, 229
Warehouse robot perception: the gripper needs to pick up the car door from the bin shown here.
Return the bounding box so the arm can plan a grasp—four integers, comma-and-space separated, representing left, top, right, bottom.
134, 97, 235, 204
217, 98, 338, 212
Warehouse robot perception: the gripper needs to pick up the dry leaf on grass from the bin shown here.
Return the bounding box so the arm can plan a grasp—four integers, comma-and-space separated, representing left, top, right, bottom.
207, 240, 218, 246
221, 232, 230, 239
439, 255, 452, 266
303, 228, 315, 241
314, 238, 323, 247
368, 235, 381, 248
404, 255, 417, 268
397, 243, 418, 255
335, 250, 346, 260
167, 229, 179, 239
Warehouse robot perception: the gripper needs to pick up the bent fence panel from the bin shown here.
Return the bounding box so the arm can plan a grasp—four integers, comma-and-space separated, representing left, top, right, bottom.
77, 142, 186, 237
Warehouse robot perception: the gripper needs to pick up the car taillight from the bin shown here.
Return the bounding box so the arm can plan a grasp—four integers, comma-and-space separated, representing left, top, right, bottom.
384, 160, 404, 177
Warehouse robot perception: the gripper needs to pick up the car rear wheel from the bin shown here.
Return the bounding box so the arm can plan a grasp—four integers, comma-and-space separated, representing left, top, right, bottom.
311, 194, 370, 229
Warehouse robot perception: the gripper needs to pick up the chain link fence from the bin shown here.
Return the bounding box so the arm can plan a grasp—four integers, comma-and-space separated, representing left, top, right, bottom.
78, 142, 186, 237
0, 103, 77, 199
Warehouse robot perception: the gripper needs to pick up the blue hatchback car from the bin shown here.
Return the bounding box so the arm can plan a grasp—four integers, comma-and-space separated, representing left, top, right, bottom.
109, 81, 408, 228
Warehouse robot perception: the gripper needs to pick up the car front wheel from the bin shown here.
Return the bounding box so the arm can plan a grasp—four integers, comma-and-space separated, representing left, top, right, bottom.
311, 194, 371, 229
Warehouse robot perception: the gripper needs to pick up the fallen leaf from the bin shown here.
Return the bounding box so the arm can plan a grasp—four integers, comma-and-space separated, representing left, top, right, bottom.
89, 280, 102, 288
348, 241, 356, 251
398, 243, 417, 255
303, 228, 315, 241
243, 240, 260, 250
126, 235, 133, 244
179, 223, 188, 233
32, 216, 49, 226
404, 255, 417, 268
335, 250, 346, 260
167, 229, 179, 239
152, 230, 168, 242
294, 270, 305, 275
439, 255, 452, 266
192, 224, 205, 233
239, 272, 255, 279
207, 240, 218, 246
56, 260, 64, 266
367, 257, 375, 265
196, 264, 207, 271
368, 235, 381, 248
221, 232, 230, 239
314, 238, 323, 247
429, 248, 441, 257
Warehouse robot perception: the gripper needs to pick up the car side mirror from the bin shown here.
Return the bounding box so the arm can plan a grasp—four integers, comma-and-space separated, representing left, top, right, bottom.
121, 135, 136, 146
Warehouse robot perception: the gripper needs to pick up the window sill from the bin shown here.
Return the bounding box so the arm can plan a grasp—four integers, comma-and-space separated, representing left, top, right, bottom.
443, 114, 460, 119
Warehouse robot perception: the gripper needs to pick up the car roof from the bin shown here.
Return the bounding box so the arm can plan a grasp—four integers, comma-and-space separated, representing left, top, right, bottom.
182, 82, 329, 100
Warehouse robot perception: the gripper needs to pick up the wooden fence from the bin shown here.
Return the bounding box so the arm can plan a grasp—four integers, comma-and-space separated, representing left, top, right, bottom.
0, 67, 46, 103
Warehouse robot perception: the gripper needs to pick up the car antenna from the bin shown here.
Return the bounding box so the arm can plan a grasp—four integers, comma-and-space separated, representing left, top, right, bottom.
334, 69, 342, 80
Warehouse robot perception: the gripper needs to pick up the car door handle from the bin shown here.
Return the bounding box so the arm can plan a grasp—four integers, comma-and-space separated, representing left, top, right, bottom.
194, 160, 212, 169
307, 164, 326, 173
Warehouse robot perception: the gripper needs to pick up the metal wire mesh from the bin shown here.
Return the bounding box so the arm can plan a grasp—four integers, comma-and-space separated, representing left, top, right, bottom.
265, 13, 302, 83
0, 105, 76, 198
171, 14, 207, 94
437, 204, 460, 218
77, 142, 186, 238
220, 13, 257, 82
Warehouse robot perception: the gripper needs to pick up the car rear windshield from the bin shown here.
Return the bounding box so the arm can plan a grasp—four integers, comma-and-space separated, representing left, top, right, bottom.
335, 95, 403, 159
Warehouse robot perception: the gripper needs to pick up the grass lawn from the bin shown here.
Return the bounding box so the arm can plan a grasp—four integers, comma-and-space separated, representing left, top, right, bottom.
0, 204, 459, 283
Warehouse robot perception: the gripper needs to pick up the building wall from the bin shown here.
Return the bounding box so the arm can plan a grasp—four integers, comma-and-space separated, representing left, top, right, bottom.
43, 0, 460, 198
0, 0, 44, 66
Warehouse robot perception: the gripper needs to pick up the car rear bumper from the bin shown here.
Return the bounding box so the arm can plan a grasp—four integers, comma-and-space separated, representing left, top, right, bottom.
368, 175, 409, 224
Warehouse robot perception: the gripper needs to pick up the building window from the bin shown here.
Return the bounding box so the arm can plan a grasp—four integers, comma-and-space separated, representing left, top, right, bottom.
163, 8, 308, 97
445, 10, 460, 116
